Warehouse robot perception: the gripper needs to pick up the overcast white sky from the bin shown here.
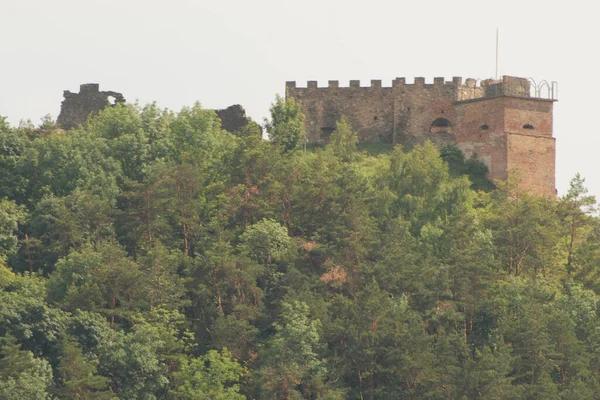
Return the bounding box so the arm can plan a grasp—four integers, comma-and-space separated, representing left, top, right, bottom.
1, 0, 598, 200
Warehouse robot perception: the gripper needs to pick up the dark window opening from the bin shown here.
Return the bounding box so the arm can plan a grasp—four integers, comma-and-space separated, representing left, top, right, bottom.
430, 117, 452, 134
480, 124, 489, 130
523, 124, 534, 129
321, 127, 334, 139
374, 116, 378, 121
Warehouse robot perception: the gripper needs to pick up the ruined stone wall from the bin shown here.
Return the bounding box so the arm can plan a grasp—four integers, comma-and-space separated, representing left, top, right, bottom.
57, 84, 251, 135
57, 84, 125, 130
215, 105, 250, 133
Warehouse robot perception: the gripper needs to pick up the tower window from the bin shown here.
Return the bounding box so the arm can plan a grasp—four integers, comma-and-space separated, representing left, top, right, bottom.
523, 124, 535, 129
430, 118, 452, 134
480, 124, 489, 130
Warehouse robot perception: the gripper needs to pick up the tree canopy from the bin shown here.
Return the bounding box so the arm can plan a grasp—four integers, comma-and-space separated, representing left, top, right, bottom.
0, 102, 598, 399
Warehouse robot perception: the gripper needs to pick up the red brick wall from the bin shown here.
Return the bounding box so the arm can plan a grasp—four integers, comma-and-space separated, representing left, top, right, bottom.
454, 97, 508, 181
507, 133, 556, 196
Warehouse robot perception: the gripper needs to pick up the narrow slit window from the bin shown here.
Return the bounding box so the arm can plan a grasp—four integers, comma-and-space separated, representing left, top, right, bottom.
480, 124, 489, 130
523, 124, 535, 129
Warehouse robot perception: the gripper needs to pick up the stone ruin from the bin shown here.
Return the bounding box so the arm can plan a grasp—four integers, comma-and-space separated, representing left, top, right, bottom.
56, 83, 251, 134
57, 84, 125, 130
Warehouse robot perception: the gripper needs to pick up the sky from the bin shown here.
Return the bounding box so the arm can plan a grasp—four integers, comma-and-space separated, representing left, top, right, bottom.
1, 0, 598, 201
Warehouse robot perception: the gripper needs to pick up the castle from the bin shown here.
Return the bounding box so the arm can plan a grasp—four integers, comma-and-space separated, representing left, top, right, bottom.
286, 76, 557, 197
56, 78, 557, 197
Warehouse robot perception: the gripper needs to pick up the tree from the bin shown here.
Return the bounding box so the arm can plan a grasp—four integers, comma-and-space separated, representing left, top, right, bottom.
560, 173, 597, 274
0, 117, 28, 200
16, 129, 122, 204
491, 174, 562, 277
170, 103, 233, 172
265, 95, 306, 152
239, 219, 291, 265
258, 301, 327, 399
55, 337, 113, 399
0, 263, 67, 360
326, 282, 436, 399
0, 199, 27, 258
96, 327, 169, 399
87, 103, 148, 182
47, 240, 145, 325
327, 116, 357, 161
0, 335, 54, 400
171, 348, 246, 400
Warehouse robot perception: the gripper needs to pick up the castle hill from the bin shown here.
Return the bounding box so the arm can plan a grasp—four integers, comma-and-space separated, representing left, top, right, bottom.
56, 76, 558, 197
2, 75, 600, 399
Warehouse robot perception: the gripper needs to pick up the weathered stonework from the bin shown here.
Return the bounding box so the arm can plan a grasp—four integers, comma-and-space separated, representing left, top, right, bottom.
286, 76, 557, 196
57, 84, 251, 134
215, 105, 250, 133
57, 84, 125, 130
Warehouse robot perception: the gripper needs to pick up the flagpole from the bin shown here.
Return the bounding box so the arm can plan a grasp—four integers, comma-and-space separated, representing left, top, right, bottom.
495, 28, 499, 79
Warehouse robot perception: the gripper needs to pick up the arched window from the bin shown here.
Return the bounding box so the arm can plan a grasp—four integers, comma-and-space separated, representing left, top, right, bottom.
430, 118, 452, 134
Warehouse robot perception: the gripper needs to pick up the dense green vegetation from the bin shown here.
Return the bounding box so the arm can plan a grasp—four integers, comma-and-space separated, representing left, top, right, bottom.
0, 97, 599, 399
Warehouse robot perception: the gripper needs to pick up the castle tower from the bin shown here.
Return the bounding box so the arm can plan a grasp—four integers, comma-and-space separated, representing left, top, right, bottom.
453, 76, 556, 197
286, 75, 557, 197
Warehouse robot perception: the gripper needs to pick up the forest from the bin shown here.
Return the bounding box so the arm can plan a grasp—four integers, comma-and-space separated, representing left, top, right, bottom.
0, 95, 599, 399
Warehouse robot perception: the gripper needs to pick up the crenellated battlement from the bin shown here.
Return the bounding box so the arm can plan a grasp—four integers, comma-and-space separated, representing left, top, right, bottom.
287, 76, 466, 90
286, 76, 557, 102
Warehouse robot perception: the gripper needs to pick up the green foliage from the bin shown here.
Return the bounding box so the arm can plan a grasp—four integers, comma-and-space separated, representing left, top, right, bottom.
95, 321, 174, 399
440, 144, 495, 191
240, 218, 291, 265
327, 116, 357, 161
56, 337, 113, 399
560, 173, 597, 275
0, 199, 26, 257
171, 348, 246, 399
265, 95, 306, 152
18, 130, 122, 204
170, 102, 233, 171
258, 301, 326, 399
0, 335, 54, 400
0, 104, 599, 397
0, 118, 28, 200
